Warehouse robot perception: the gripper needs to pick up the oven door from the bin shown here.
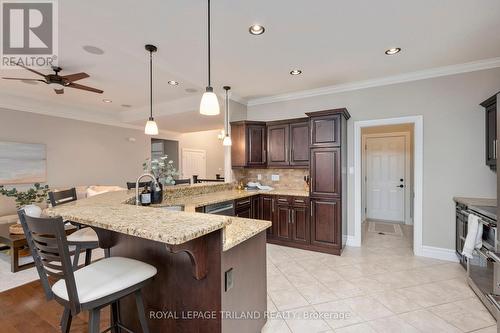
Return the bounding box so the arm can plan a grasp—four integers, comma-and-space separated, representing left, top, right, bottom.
468, 247, 496, 295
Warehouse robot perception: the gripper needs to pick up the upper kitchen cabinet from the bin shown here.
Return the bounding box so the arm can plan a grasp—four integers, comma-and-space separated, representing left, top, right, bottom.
266, 118, 309, 168
481, 94, 497, 171
307, 109, 350, 147
231, 121, 267, 168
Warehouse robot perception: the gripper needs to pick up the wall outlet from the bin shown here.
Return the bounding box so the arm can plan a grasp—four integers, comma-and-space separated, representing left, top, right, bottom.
225, 268, 234, 292
257, 174, 262, 180
271, 174, 280, 181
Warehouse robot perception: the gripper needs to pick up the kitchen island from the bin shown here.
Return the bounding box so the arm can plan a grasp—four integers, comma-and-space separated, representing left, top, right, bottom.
46, 185, 271, 333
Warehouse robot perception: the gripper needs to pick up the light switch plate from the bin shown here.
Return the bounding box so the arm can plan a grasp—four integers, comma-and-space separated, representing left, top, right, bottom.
271, 174, 280, 181
257, 174, 262, 180
225, 268, 234, 292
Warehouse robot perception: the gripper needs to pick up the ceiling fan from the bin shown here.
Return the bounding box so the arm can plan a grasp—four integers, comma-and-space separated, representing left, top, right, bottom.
2, 64, 103, 95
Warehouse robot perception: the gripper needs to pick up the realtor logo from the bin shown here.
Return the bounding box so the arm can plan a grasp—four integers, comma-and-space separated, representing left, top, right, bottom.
1, 0, 58, 68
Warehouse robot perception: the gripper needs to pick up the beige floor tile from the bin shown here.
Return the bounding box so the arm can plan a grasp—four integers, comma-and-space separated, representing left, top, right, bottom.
371, 290, 421, 314
429, 297, 496, 332
397, 278, 474, 307
343, 296, 394, 321
262, 318, 292, 333
367, 315, 420, 333
335, 323, 377, 333
470, 326, 498, 333
313, 300, 363, 329
349, 277, 387, 294
284, 306, 331, 333
268, 295, 278, 313
297, 282, 339, 305
269, 287, 310, 311
285, 270, 318, 288
268, 272, 295, 292
398, 309, 461, 332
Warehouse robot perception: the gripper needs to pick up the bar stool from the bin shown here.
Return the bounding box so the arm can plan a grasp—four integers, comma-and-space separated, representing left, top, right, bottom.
18, 210, 157, 333
49, 188, 100, 268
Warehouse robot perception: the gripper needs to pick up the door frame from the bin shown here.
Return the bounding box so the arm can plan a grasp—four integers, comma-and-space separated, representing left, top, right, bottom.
354, 116, 423, 256
362, 132, 412, 225
181, 148, 207, 179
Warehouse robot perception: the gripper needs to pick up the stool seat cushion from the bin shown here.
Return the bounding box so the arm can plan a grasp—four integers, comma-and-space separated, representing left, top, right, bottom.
52, 257, 157, 304
67, 227, 98, 243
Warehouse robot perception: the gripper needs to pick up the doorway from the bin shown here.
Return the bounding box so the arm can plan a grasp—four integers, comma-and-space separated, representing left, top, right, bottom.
354, 116, 423, 255
181, 148, 207, 180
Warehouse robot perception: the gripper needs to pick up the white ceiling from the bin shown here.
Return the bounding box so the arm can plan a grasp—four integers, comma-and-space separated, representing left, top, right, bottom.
1, 0, 500, 132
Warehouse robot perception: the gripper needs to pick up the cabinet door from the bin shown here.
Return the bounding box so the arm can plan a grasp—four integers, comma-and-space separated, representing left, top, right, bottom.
247, 125, 267, 166
310, 147, 341, 198
290, 122, 309, 166
267, 124, 290, 167
236, 206, 251, 218
261, 196, 275, 237
276, 204, 292, 241
486, 105, 497, 168
310, 199, 341, 248
310, 114, 341, 147
291, 206, 310, 244
251, 195, 261, 219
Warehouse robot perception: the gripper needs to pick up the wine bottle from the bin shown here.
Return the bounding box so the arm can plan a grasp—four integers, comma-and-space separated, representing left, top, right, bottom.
140, 185, 152, 206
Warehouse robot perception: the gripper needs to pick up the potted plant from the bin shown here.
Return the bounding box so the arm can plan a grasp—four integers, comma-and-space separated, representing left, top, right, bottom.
0, 183, 50, 208
143, 155, 179, 203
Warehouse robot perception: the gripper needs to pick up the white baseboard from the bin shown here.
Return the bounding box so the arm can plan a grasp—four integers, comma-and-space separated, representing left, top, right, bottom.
417, 245, 459, 262
346, 236, 359, 247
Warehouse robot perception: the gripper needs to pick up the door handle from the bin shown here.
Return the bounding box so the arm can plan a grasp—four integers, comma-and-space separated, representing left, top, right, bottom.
396, 185, 404, 188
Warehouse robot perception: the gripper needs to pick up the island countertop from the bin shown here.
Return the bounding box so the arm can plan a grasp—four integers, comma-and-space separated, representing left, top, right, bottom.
45, 190, 271, 251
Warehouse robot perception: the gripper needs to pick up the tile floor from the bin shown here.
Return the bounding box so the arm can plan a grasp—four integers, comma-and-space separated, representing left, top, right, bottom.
262, 221, 497, 333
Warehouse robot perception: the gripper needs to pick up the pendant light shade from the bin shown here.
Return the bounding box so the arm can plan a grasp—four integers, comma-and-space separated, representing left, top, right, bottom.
200, 0, 220, 115
200, 87, 220, 116
145, 117, 159, 135
222, 85, 232, 146
145, 44, 158, 135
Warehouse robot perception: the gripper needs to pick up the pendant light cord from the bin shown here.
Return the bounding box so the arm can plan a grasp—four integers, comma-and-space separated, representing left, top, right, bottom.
208, 0, 211, 87
149, 50, 153, 119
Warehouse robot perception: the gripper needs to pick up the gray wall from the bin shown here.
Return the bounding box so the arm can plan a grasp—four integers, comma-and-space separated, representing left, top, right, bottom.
0, 108, 181, 188
247, 68, 500, 250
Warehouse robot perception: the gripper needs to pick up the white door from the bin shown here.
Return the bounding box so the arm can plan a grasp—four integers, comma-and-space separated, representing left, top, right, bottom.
366, 136, 406, 222
182, 149, 206, 179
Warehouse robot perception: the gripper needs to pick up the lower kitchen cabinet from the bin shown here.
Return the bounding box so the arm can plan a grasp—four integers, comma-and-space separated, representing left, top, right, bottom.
261, 195, 275, 237
291, 205, 310, 244
276, 204, 292, 241
310, 199, 341, 250
235, 197, 252, 218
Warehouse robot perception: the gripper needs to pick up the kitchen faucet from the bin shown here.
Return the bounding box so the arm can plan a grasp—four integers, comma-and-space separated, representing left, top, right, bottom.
135, 173, 159, 206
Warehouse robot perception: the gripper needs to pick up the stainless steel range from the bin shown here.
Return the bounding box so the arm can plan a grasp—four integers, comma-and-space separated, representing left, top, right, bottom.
464, 205, 500, 327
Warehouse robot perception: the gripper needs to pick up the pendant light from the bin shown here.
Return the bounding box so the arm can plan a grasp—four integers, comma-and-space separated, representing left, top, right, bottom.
222, 86, 232, 146
144, 44, 159, 135
199, 0, 220, 116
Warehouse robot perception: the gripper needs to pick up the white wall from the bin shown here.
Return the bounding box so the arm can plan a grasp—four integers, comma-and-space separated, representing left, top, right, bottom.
247, 68, 500, 250
179, 129, 225, 179
0, 108, 182, 188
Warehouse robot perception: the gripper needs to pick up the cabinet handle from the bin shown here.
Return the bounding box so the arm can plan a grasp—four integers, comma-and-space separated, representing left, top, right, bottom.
289, 210, 292, 224
272, 199, 275, 212
310, 205, 313, 217
292, 210, 295, 224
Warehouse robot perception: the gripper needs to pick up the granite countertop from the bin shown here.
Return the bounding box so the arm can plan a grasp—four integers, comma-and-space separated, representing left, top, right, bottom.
46, 190, 271, 252
453, 197, 497, 207
155, 189, 309, 211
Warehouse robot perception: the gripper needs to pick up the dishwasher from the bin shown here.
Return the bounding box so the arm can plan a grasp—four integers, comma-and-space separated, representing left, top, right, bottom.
203, 200, 235, 216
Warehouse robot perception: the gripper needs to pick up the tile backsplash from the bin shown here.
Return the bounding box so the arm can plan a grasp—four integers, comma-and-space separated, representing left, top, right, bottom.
232, 168, 309, 191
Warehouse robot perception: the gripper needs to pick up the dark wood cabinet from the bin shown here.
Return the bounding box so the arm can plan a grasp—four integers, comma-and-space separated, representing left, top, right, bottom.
291, 201, 310, 244
251, 195, 261, 219
310, 147, 341, 198
267, 124, 289, 167
481, 95, 497, 170
235, 197, 252, 218
309, 114, 341, 147
266, 119, 309, 168
276, 204, 292, 241
310, 199, 341, 249
290, 121, 309, 166
261, 195, 275, 238
230, 121, 267, 168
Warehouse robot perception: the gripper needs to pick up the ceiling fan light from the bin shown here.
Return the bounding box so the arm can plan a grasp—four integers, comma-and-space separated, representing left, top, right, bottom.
145, 117, 159, 135
200, 88, 220, 116
223, 135, 232, 146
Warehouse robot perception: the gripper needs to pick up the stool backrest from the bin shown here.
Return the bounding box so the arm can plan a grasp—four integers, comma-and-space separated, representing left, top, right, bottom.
17, 210, 80, 314
126, 181, 152, 190
48, 188, 77, 207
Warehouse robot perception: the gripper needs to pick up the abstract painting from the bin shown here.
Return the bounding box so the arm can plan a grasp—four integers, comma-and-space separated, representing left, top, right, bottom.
0, 142, 47, 185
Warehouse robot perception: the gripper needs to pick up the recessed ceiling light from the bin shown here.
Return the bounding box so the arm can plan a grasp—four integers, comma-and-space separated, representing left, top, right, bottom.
168, 80, 179, 86
249, 24, 265, 35
385, 47, 401, 55
82, 45, 105, 55
290, 69, 302, 76
102, 99, 112, 103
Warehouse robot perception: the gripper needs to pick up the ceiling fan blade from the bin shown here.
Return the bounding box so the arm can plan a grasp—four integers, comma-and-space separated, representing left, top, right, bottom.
54, 89, 64, 94
62, 72, 89, 82
67, 82, 103, 94
15, 64, 47, 77
2, 77, 43, 81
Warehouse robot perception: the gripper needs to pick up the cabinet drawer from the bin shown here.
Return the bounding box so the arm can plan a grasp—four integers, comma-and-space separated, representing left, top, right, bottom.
292, 197, 309, 206
235, 197, 252, 209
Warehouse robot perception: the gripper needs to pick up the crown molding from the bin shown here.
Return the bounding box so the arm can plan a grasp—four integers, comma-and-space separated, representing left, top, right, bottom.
247, 57, 500, 107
